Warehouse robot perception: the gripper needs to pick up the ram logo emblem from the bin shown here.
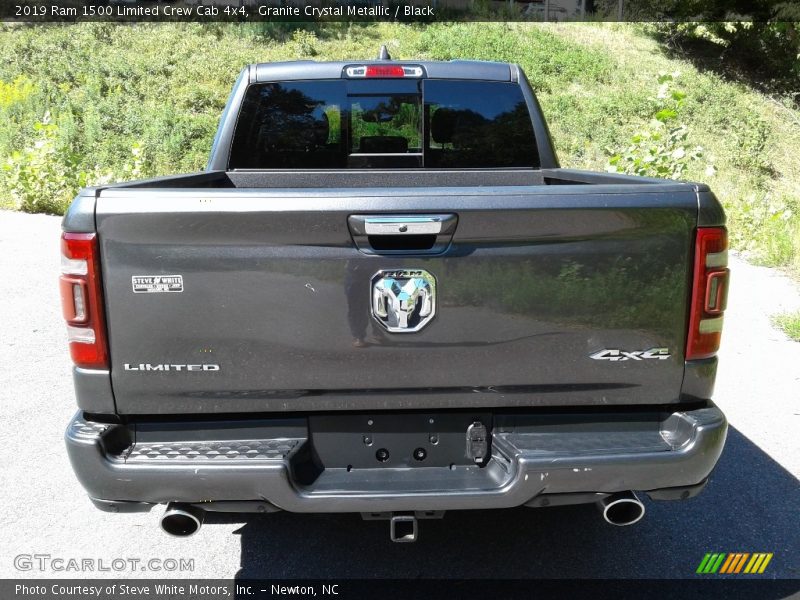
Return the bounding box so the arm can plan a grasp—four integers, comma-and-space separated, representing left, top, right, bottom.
371, 269, 436, 333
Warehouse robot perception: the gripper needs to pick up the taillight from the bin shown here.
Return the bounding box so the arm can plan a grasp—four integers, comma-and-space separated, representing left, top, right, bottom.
60, 232, 108, 369
686, 227, 729, 360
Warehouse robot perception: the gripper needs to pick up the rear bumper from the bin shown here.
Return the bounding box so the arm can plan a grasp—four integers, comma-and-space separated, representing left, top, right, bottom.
66, 404, 727, 513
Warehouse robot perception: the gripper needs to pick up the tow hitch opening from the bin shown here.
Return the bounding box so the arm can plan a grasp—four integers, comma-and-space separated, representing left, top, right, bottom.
390, 515, 418, 543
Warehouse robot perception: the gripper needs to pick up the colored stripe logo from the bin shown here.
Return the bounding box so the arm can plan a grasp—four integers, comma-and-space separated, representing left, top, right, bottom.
696, 552, 773, 574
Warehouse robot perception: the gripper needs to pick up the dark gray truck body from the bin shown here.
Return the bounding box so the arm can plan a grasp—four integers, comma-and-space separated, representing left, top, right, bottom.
64, 59, 727, 527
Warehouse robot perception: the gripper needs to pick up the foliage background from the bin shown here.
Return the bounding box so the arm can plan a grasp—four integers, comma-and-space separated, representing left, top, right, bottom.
0, 22, 798, 275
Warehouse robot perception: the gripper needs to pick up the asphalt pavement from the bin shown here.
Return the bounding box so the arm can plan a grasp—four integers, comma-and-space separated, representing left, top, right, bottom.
0, 210, 797, 580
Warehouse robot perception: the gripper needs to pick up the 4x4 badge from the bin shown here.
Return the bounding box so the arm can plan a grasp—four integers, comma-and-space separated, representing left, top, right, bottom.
371, 269, 436, 333
590, 348, 671, 361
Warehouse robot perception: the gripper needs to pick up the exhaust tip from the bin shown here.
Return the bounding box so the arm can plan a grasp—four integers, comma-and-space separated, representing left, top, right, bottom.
600, 492, 645, 526
160, 503, 203, 537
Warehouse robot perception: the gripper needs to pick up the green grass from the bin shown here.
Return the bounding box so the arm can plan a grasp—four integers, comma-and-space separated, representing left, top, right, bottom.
0, 22, 798, 272
772, 311, 800, 341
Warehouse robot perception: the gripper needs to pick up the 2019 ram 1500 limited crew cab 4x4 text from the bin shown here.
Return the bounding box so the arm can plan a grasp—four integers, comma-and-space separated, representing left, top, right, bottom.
62, 51, 728, 541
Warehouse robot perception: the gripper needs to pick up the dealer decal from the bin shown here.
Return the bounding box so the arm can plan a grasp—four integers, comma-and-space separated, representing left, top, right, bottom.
132, 275, 183, 293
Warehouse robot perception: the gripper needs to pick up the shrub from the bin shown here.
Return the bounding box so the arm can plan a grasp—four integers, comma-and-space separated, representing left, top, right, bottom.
2, 114, 81, 214
606, 73, 713, 180
0, 75, 35, 107
2, 113, 146, 214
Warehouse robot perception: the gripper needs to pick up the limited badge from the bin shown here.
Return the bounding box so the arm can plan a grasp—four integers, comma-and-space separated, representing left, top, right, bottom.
371, 269, 436, 333
132, 275, 184, 293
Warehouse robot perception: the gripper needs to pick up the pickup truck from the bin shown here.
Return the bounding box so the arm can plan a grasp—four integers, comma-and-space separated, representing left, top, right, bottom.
62, 50, 729, 542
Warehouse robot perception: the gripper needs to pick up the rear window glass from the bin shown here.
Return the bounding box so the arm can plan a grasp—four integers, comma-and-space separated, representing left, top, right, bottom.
424, 80, 539, 168
228, 81, 346, 170
228, 79, 538, 169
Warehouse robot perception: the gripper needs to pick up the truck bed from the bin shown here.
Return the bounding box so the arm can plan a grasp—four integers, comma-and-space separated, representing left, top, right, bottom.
103, 167, 684, 190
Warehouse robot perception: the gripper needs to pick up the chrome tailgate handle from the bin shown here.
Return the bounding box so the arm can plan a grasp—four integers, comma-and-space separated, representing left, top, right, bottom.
349, 214, 457, 255
364, 216, 444, 236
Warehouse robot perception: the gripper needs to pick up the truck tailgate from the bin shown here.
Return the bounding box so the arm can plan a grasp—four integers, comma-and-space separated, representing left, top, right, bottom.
96, 185, 697, 414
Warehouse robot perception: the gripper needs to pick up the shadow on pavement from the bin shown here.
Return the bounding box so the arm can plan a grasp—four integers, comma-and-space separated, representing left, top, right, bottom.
218, 427, 799, 580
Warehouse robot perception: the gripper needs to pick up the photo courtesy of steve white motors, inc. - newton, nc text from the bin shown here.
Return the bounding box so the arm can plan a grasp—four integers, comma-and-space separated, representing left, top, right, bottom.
0, 0, 799, 599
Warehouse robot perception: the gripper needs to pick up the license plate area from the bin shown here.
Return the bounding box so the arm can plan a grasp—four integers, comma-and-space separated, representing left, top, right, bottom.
308, 412, 492, 469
